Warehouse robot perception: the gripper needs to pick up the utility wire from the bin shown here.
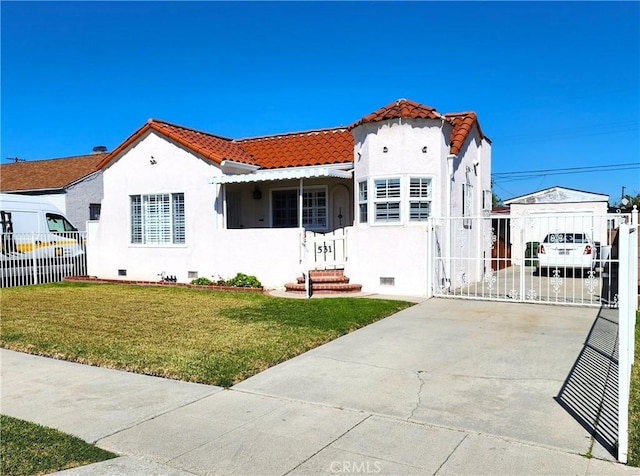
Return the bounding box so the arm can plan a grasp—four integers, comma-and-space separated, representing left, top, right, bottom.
492, 162, 640, 178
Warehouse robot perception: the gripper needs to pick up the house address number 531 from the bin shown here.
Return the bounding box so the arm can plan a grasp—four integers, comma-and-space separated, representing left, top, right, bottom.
317, 244, 333, 254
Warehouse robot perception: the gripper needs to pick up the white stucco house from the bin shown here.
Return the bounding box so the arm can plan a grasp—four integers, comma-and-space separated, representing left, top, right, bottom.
87, 99, 492, 296
503, 186, 610, 265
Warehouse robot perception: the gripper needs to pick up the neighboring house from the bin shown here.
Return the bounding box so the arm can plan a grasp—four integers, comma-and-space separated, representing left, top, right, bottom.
0, 148, 107, 230
503, 186, 610, 265
88, 99, 491, 296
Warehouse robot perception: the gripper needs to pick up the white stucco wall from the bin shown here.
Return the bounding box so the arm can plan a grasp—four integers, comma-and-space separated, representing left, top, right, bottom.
87, 132, 307, 287
352, 118, 447, 221
345, 226, 430, 297
89, 131, 221, 281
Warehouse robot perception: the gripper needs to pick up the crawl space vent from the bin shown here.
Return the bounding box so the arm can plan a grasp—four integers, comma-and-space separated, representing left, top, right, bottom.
380, 277, 395, 286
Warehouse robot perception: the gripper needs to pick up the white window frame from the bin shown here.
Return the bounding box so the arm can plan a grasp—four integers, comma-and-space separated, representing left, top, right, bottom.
409, 177, 432, 222
270, 186, 328, 231
130, 193, 185, 245
358, 180, 368, 224
302, 187, 328, 231
373, 177, 401, 224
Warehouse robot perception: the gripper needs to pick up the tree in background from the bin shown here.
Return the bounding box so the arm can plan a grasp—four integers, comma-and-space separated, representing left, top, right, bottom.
611, 192, 639, 212
492, 191, 504, 208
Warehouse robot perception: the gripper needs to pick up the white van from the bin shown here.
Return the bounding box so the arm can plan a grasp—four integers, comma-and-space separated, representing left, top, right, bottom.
1, 193, 85, 285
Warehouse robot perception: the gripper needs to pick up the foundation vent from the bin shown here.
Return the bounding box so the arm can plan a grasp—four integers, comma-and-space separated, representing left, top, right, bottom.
380, 277, 395, 286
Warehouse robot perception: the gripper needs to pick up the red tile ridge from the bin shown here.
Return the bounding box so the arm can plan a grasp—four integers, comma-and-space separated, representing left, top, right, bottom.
149, 118, 234, 141
350, 98, 444, 129
237, 126, 348, 143
98, 118, 256, 169
444, 111, 490, 155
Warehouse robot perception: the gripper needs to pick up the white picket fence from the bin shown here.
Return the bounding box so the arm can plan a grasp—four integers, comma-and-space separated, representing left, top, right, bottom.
1, 232, 87, 287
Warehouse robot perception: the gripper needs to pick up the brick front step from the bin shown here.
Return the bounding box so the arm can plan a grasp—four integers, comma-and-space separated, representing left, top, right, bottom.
296, 275, 350, 284
284, 282, 363, 294
308, 269, 345, 278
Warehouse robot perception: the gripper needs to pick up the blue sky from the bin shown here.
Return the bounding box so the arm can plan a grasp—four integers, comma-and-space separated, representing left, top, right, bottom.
2, 1, 639, 203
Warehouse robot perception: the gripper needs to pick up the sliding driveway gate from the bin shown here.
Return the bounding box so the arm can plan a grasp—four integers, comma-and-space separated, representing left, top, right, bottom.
432, 212, 634, 308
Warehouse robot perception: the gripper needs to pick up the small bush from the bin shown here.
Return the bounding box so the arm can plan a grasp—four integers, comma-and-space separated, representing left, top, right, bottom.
226, 273, 262, 288
190, 277, 212, 286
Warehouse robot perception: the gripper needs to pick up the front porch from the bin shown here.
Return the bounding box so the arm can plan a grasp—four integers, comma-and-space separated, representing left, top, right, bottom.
212, 163, 354, 233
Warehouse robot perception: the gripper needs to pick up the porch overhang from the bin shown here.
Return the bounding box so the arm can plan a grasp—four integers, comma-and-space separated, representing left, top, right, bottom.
209, 164, 353, 185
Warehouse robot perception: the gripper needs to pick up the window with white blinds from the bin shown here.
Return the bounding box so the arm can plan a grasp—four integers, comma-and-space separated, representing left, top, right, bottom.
409, 177, 432, 221
358, 181, 368, 223
130, 193, 185, 244
374, 178, 401, 222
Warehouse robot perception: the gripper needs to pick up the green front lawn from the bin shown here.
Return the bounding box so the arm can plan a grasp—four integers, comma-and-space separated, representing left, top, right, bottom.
0, 282, 411, 387
0, 414, 116, 476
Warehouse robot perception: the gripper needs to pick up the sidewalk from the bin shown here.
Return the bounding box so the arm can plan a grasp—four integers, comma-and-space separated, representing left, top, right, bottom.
2, 298, 639, 475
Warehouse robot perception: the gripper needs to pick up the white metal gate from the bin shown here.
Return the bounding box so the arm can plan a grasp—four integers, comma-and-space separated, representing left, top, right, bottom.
432, 212, 634, 307
302, 228, 347, 270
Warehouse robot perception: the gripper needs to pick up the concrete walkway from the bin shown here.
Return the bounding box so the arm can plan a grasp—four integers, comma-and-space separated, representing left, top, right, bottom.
1, 298, 638, 475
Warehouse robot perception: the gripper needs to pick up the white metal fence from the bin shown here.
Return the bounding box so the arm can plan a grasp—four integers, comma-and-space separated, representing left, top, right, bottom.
617, 214, 639, 463
432, 212, 632, 307
1, 232, 87, 288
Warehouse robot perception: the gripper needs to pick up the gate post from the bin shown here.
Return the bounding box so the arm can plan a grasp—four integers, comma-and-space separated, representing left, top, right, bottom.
426, 220, 433, 297
617, 219, 639, 464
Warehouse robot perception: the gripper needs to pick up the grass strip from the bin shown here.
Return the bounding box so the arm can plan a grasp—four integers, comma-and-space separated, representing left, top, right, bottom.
627, 310, 640, 466
0, 282, 412, 387
0, 414, 116, 476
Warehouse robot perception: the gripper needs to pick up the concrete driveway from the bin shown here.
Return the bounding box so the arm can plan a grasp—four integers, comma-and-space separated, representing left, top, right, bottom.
1, 297, 631, 475
234, 298, 615, 459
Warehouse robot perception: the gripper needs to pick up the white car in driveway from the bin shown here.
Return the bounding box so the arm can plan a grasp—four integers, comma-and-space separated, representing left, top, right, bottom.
536, 232, 596, 275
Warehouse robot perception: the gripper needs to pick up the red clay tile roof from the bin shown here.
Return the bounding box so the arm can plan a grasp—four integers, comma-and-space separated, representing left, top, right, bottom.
98, 99, 488, 170
350, 99, 443, 129
97, 119, 256, 169
445, 112, 487, 155
350, 99, 487, 155
0, 153, 107, 192
238, 128, 353, 169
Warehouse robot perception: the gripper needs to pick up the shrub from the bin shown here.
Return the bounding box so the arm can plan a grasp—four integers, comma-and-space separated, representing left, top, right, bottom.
190, 277, 212, 286
226, 273, 262, 288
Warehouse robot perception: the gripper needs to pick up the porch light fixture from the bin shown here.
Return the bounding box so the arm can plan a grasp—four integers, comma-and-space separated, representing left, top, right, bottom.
252, 186, 262, 200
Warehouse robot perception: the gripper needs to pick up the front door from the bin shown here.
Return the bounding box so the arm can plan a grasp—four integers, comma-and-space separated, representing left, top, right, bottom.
331, 184, 351, 230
